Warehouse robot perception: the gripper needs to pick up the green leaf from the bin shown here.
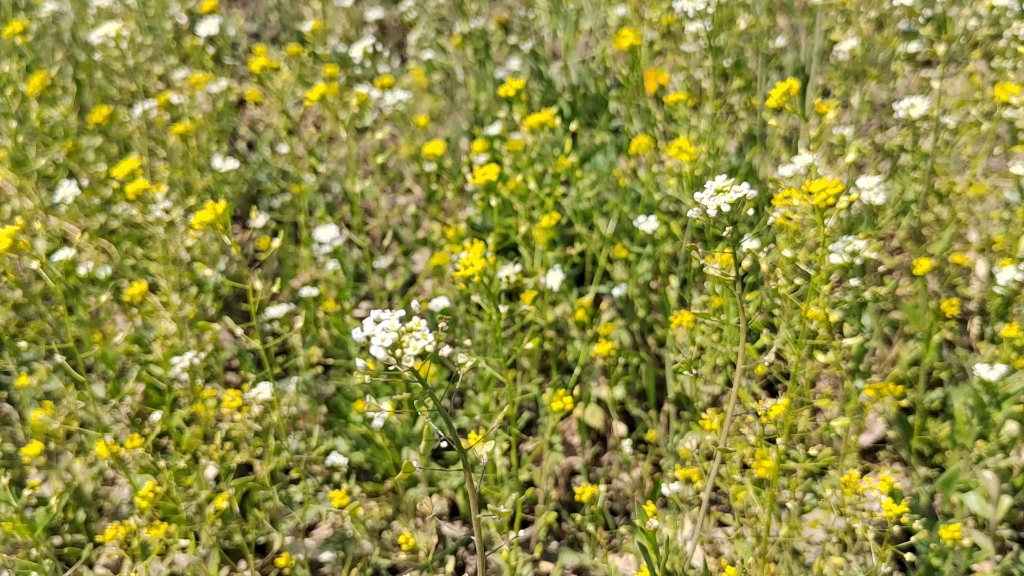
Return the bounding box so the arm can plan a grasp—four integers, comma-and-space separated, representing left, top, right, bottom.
935, 462, 961, 495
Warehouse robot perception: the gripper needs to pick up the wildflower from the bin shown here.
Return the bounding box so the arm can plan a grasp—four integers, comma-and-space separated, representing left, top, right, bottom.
814, 98, 837, 115
592, 338, 617, 357
2, 19, 28, 39
413, 114, 430, 128
802, 176, 845, 209
636, 566, 651, 576
248, 44, 279, 74
542, 264, 566, 292
15, 372, 31, 388
663, 91, 689, 105
397, 531, 416, 551
25, 70, 50, 97
199, 0, 219, 13
840, 470, 863, 498
973, 363, 1010, 382
612, 27, 642, 51
191, 199, 228, 231
0, 220, 23, 255
666, 136, 696, 162
545, 388, 574, 414
880, 497, 910, 523
470, 163, 501, 186
938, 522, 962, 545
854, 175, 888, 206
892, 95, 931, 120
421, 139, 447, 160
213, 492, 231, 511
211, 153, 240, 172
628, 134, 655, 156
994, 81, 1022, 104
692, 174, 758, 218
766, 77, 800, 110
124, 177, 150, 200
497, 77, 526, 98
675, 465, 700, 483
96, 520, 135, 543
452, 238, 491, 282
110, 156, 142, 180
124, 433, 144, 450
134, 480, 164, 510
698, 408, 722, 433
194, 15, 221, 37
329, 488, 351, 509
274, 552, 296, 572
613, 243, 630, 259
305, 82, 331, 106
642, 500, 657, 519
911, 257, 934, 276
373, 73, 395, 90
643, 68, 669, 95
1000, 322, 1022, 339
325, 451, 349, 468
520, 290, 539, 306
949, 253, 971, 266
864, 381, 905, 401
761, 397, 790, 422
574, 483, 599, 503
144, 521, 169, 539
752, 448, 775, 478
87, 104, 114, 126
19, 439, 45, 463
522, 108, 559, 131
670, 309, 696, 329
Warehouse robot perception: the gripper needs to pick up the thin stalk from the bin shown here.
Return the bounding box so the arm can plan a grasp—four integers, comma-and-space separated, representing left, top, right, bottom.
684, 273, 747, 566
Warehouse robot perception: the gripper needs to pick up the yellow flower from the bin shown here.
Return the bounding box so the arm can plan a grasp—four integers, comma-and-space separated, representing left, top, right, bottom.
752, 447, 775, 478
213, 491, 231, 511
520, 289, 538, 307
95, 439, 115, 460
285, 42, 303, 56
322, 63, 341, 79
134, 480, 164, 510
274, 552, 296, 571
471, 138, 489, 154
663, 91, 690, 105
413, 114, 430, 128
761, 397, 790, 422
221, 388, 244, 413
938, 522, 962, 545
25, 70, 50, 97
123, 279, 149, 304
912, 257, 934, 276
766, 77, 801, 110
87, 104, 114, 126
353, 398, 367, 413
429, 251, 450, 267
247, 45, 279, 74
574, 483, 599, 503
544, 388, 574, 414
533, 211, 562, 243
880, 496, 910, 523
644, 429, 657, 443
698, 408, 722, 433
497, 77, 526, 98
522, 108, 559, 131
840, 470, 863, 498
802, 176, 845, 209
30, 401, 53, 426
637, 565, 650, 576
124, 178, 151, 200
0, 220, 23, 255
329, 488, 351, 509
373, 74, 395, 89
421, 139, 447, 160
191, 199, 228, 231
19, 439, 45, 462
1000, 322, 1022, 339
612, 243, 630, 259
124, 433, 144, 450
452, 238, 491, 282
397, 531, 416, 551
994, 81, 1022, 104
666, 136, 696, 162
642, 499, 657, 518
144, 521, 169, 539
110, 156, 142, 180
305, 82, 330, 106
940, 297, 960, 318
470, 163, 501, 186
15, 372, 31, 388
244, 87, 263, 104
814, 98, 837, 115
597, 322, 615, 337
669, 309, 696, 330
612, 27, 642, 51
675, 465, 700, 483
409, 66, 429, 88
2, 19, 28, 39
643, 68, 669, 95
96, 520, 135, 543
592, 338, 617, 357
628, 134, 655, 156
199, 0, 219, 13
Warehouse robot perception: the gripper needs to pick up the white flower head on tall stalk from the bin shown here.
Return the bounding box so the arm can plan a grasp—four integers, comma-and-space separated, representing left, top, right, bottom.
892, 95, 932, 120
973, 363, 1009, 382
633, 214, 660, 235
690, 174, 758, 219
351, 309, 436, 367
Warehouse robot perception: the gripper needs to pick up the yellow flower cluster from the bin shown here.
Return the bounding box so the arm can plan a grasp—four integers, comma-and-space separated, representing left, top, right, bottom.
669, 309, 696, 330
574, 482, 599, 503
766, 77, 801, 110
802, 176, 845, 209
545, 388, 574, 414
134, 479, 164, 511
522, 108, 559, 131
497, 77, 526, 98
191, 199, 228, 231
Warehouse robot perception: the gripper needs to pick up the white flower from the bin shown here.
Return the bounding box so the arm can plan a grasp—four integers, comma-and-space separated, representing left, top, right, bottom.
194, 15, 222, 38
855, 175, 888, 206
661, 481, 683, 496
53, 179, 81, 205
633, 214, 660, 235
611, 283, 628, 298
994, 261, 1024, 287
740, 235, 762, 253
497, 262, 523, 285
542, 264, 566, 292
49, 246, 77, 262
264, 302, 296, 319
348, 35, 376, 64
973, 363, 1010, 382
428, 296, 451, 312
88, 20, 124, 46
892, 95, 931, 120
369, 400, 393, 429
245, 381, 275, 402
1009, 161, 1024, 177
325, 451, 349, 468
298, 285, 320, 298
483, 120, 503, 136
312, 223, 343, 245
693, 174, 758, 218
351, 309, 436, 365
832, 36, 860, 61
828, 235, 878, 265
211, 153, 240, 172
364, 6, 386, 21
247, 207, 270, 229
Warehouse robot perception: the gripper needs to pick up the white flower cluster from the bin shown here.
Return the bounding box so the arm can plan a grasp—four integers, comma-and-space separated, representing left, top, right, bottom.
633, 214, 660, 235
973, 363, 1010, 382
169, 350, 206, 383
312, 223, 345, 259
854, 175, 888, 206
828, 235, 878, 265
53, 179, 82, 205
892, 95, 931, 120
994, 260, 1024, 287
690, 174, 758, 218
351, 309, 436, 367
